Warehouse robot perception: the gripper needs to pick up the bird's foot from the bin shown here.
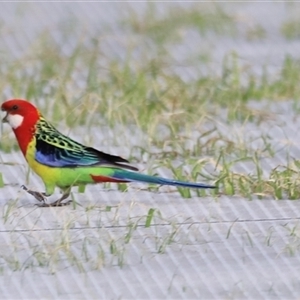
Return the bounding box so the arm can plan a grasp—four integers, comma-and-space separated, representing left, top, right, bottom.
21, 185, 47, 203
36, 190, 71, 207
36, 200, 72, 207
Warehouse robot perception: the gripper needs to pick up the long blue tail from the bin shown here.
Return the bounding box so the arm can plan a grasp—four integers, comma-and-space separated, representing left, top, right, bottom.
112, 169, 215, 189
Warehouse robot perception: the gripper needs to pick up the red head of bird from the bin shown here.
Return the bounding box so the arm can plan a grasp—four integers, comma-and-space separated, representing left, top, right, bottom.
1, 99, 41, 155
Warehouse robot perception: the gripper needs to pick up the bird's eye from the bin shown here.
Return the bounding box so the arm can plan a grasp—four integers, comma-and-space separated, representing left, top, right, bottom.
12, 105, 18, 110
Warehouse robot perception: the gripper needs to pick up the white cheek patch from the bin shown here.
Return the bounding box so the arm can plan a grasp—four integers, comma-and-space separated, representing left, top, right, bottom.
7, 114, 24, 129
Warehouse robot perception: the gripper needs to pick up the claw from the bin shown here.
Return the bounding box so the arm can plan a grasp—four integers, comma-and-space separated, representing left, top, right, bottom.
21, 185, 46, 203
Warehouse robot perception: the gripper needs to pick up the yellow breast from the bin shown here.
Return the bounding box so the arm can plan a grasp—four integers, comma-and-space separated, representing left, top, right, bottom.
25, 138, 58, 186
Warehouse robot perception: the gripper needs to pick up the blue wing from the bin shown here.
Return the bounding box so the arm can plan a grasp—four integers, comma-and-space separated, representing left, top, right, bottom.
34, 118, 138, 171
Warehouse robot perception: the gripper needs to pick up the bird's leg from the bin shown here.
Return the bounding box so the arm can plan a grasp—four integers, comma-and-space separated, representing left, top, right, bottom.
21, 185, 48, 203
22, 185, 72, 207
38, 188, 72, 207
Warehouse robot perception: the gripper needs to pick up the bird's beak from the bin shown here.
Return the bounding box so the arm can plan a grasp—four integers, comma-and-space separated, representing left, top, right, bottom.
2, 113, 8, 123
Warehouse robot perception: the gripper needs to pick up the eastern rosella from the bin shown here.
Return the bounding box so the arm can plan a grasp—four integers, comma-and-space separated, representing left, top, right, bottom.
1, 99, 215, 207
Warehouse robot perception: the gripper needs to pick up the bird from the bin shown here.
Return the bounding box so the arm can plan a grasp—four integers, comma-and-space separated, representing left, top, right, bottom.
1, 99, 215, 207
